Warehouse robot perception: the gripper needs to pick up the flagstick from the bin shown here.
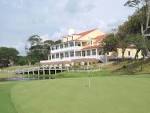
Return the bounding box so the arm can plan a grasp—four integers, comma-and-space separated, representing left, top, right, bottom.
88, 74, 91, 88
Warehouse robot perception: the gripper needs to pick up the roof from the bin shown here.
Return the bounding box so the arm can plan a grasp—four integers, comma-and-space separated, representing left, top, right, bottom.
93, 35, 106, 44
81, 45, 102, 50
75, 29, 97, 37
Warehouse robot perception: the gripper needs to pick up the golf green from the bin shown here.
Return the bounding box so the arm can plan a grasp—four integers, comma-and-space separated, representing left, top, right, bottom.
10, 76, 150, 113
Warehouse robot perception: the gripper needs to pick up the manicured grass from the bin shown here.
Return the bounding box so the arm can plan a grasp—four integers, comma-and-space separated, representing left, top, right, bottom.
55, 69, 111, 78
0, 73, 17, 79
11, 75, 150, 113
0, 82, 17, 113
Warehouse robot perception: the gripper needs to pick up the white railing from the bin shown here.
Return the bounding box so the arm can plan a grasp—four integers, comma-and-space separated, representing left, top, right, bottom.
40, 55, 106, 64
51, 46, 82, 54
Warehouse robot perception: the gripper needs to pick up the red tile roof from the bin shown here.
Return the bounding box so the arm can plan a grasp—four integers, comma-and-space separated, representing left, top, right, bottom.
93, 35, 106, 44
76, 29, 97, 37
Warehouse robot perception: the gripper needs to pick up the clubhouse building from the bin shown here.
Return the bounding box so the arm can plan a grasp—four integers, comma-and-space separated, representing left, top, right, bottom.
40, 29, 107, 67
40, 28, 143, 67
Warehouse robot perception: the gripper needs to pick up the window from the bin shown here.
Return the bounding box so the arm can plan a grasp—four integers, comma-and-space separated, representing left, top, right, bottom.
75, 42, 81, 46
60, 44, 63, 48
52, 54, 55, 59
82, 51, 85, 56
56, 53, 59, 58
99, 49, 104, 55
128, 51, 131, 56
56, 45, 59, 50
70, 51, 74, 57
51, 46, 55, 50
65, 52, 69, 57
60, 53, 64, 59
69, 41, 74, 47
87, 50, 91, 56
75, 51, 81, 56
64, 43, 68, 48
92, 49, 96, 55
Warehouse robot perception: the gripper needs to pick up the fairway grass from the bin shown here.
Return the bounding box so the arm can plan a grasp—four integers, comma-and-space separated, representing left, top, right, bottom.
10, 76, 150, 113
0, 82, 17, 113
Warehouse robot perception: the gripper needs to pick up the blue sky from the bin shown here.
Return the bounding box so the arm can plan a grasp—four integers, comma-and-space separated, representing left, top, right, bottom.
0, 0, 135, 55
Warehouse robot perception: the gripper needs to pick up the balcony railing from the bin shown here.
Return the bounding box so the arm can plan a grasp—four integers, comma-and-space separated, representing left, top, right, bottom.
51, 41, 84, 51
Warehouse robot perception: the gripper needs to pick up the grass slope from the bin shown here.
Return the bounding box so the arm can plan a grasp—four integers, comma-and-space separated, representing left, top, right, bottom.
0, 82, 17, 113
11, 76, 150, 113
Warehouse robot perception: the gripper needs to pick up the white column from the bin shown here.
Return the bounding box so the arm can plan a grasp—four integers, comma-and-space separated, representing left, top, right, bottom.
59, 53, 60, 59
54, 54, 56, 60
74, 50, 75, 58
68, 41, 69, 48
74, 41, 75, 47
96, 49, 98, 56
80, 42, 82, 47
58, 44, 60, 49
74, 41, 76, 58
90, 49, 92, 56
68, 51, 70, 58
85, 50, 87, 56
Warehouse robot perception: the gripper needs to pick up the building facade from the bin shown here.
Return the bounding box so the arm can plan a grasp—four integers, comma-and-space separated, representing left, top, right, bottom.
107, 45, 143, 60
40, 29, 107, 67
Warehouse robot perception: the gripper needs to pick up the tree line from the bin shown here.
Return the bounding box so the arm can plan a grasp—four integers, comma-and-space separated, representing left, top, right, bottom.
26, 35, 61, 65
103, 0, 150, 59
0, 37, 61, 66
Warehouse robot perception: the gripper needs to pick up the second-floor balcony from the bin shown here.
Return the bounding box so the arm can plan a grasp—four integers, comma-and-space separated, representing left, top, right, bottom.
51, 41, 86, 53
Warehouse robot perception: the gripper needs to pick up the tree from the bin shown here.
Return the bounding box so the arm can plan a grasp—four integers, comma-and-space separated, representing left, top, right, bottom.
124, 0, 150, 56
28, 35, 42, 46
103, 34, 119, 53
54, 39, 61, 44
16, 56, 28, 66
0, 47, 19, 65
26, 35, 55, 64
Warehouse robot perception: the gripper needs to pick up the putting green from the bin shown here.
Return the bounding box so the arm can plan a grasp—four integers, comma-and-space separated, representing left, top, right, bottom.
11, 76, 150, 113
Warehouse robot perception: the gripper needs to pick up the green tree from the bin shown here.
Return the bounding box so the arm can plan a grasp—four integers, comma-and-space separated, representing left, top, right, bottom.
28, 35, 42, 46
103, 34, 119, 53
54, 39, 61, 44
26, 35, 55, 65
124, 0, 150, 56
0, 47, 19, 65
16, 56, 28, 66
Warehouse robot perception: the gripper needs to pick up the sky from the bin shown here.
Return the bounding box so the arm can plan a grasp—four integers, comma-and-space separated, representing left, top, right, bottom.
0, 0, 135, 55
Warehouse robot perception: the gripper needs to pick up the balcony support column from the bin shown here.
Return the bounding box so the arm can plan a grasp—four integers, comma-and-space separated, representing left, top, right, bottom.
96, 49, 98, 56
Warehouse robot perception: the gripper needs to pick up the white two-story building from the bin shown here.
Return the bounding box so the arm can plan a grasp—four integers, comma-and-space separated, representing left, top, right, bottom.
40, 29, 107, 67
